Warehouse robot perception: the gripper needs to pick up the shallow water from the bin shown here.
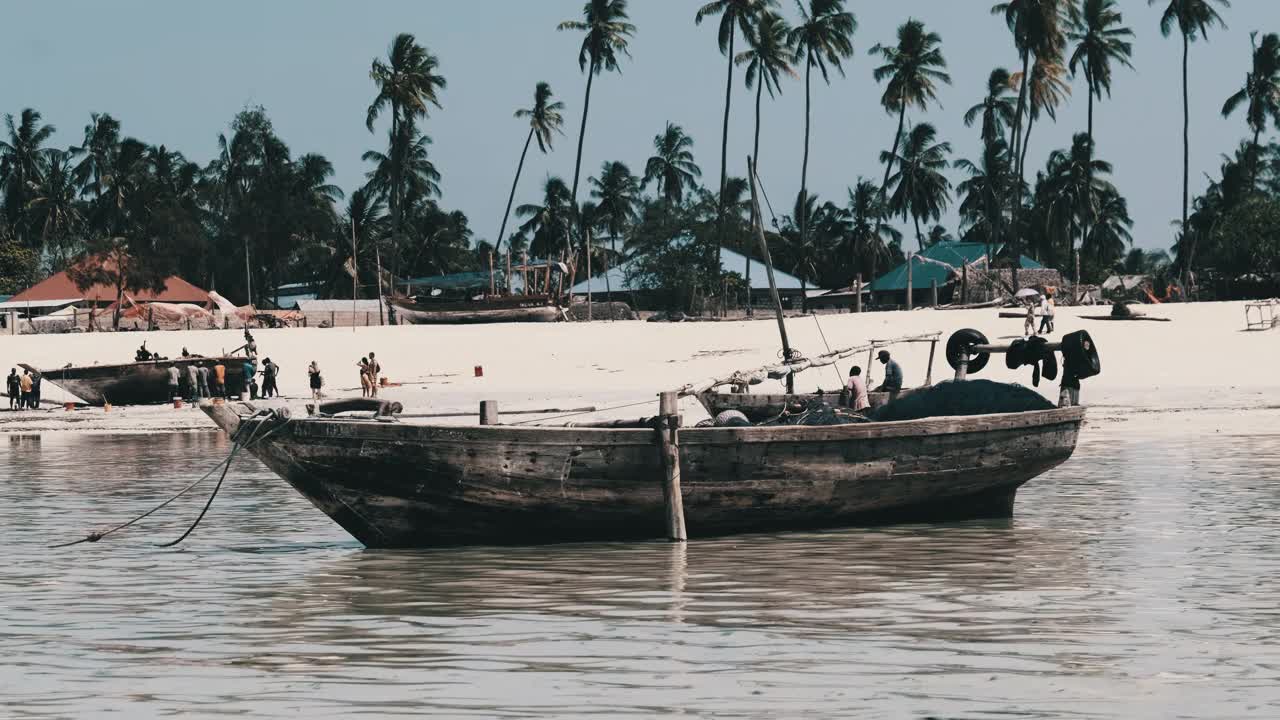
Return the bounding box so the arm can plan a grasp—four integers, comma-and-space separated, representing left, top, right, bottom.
4, 415, 1280, 718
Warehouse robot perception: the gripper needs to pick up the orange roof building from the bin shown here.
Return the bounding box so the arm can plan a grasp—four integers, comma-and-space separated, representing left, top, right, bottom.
7, 270, 210, 307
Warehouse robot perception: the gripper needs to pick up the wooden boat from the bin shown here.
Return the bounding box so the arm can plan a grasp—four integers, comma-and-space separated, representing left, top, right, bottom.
201, 399, 1084, 548
24, 356, 249, 406
388, 295, 563, 325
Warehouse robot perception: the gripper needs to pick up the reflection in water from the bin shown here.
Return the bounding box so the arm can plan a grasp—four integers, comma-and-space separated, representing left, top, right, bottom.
2, 428, 1280, 717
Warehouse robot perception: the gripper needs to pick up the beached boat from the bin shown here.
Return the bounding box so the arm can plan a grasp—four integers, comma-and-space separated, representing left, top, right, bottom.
201, 398, 1084, 548
388, 295, 563, 324
24, 357, 249, 406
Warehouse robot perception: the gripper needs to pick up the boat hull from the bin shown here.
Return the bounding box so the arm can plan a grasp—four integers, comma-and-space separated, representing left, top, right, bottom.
27, 357, 249, 406
389, 297, 562, 324
204, 402, 1084, 548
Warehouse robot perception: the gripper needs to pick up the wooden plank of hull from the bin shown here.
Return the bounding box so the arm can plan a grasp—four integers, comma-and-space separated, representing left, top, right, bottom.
697, 388, 919, 419
27, 357, 249, 405
392, 303, 562, 325
206, 403, 1083, 548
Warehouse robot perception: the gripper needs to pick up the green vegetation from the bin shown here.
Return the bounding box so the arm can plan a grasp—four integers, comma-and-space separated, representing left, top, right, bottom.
4, 0, 1280, 312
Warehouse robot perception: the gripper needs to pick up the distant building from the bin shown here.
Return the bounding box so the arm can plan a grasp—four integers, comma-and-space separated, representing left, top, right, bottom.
0, 269, 210, 318
811, 242, 1058, 309
569, 245, 822, 310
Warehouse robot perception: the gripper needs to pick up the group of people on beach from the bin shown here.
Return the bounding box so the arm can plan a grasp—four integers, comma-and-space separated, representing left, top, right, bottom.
302, 352, 384, 402
1024, 292, 1057, 337
5, 367, 41, 410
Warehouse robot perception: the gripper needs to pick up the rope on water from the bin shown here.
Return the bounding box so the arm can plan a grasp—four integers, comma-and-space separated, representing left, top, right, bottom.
48, 411, 281, 549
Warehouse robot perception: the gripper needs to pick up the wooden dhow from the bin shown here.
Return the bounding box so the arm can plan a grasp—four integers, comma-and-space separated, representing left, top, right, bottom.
23, 356, 249, 406
387, 295, 563, 325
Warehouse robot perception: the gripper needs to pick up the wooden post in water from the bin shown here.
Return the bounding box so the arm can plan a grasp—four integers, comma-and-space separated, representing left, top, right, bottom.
931, 279, 938, 308
854, 275, 862, 313
906, 253, 913, 311
479, 400, 500, 425
747, 156, 795, 394
658, 391, 687, 542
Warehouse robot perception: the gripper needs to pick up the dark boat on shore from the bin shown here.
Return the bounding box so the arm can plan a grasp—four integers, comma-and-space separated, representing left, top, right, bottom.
24, 357, 249, 406
388, 294, 563, 325
201, 396, 1084, 549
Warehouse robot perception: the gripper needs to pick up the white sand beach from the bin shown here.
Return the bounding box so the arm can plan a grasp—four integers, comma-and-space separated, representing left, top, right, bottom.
2, 300, 1278, 434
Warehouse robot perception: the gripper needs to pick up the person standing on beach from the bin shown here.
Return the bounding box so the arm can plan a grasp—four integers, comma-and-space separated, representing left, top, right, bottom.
1038, 294, 1055, 334
19, 370, 33, 409
308, 361, 323, 400
260, 358, 279, 398
185, 363, 199, 400
213, 361, 227, 398
31, 372, 41, 409
6, 369, 19, 410
874, 350, 904, 403
166, 364, 180, 400
1024, 301, 1037, 337
367, 352, 382, 398
197, 362, 211, 399
357, 357, 371, 397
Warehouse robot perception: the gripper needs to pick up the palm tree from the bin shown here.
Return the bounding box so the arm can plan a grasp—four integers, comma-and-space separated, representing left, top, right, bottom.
0, 109, 56, 246
71, 113, 120, 200
366, 33, 447, 250
1222, 32, 1280, 183
589, 160, 640, 298
642, 123, 702, 204
497, 82, 566, 255
1150, 0, 1228, 281
362, 128, 441, 203
1044, 133, 1116, 266
882, 123, 952, 251
1068, 0, 1133, 269
955, 139, 1015, 260
964, 68, 1019, 147
26, 149, 84, 264
788, 0, 856, 272
1082, 187, 1133, 267
1011, 58, 1071, 182
736, 10, 794, 307
696, 0, 776, 271
558, 0, 636, 259
870, 19, 951, 207
1068, 0, 1135, 142
926, 225, 954, 246
840, 180, 900, 289
516, 176, 574, 260
992, 0, 1067, 177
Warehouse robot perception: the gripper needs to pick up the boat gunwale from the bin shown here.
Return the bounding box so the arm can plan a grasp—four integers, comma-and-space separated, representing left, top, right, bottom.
230, 405, 1085, 448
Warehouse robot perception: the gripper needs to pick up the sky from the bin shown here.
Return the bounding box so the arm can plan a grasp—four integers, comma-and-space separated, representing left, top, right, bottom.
2, 0, 1275, 257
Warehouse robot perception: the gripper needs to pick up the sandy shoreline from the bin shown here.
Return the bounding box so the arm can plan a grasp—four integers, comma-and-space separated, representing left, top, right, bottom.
2, 300, 1277, 435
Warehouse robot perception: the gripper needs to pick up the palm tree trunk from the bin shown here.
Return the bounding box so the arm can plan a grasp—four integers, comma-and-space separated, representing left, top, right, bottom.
747, 78, 765, 317
798, 57, 812, 264
1019, 112, 1036, 186
496, 128, 535, 256
1010, 54, 1030, 173
1250, 127, 1263, 187
569, 61, 597, 260
1082, 76, 1094, 275
879, 104, 907, 196
913, 214, 924, 253
1181, 32, 1192, 289
390, 112, 401, 259
716, 28, 736, 292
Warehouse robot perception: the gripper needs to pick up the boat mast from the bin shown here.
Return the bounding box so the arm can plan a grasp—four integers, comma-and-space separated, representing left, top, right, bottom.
747, 156, 795, 393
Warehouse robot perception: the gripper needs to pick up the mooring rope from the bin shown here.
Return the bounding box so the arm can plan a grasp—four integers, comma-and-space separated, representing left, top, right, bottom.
49, 411, 284, 549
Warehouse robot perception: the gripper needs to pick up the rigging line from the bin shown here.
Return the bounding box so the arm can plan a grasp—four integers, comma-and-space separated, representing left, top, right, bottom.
509, 398, 660, 426
811, 314, 845, 386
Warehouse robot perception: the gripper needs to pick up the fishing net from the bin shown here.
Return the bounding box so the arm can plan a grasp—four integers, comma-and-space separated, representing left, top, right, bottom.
762, 396, 872, 426
869, 380, 1053, 423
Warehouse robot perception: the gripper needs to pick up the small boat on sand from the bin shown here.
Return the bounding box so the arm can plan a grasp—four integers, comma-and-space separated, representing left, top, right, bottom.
388, 295, 563, 325
24, 357, 249, 406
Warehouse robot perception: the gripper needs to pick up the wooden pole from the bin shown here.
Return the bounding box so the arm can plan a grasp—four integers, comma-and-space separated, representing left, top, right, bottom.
1074, 249, 1082, 304
658, 391, 687, 542
488, 252, 496, 297
905, 253, 913, 311
854, 275, 862, 313
954, 354, 969, 381
505, 251, 513, 296
931, 279, 938, 308
351, 221, 358, 334
522, 252, 529, 296
747, 156, 794, 394
375, 242, 385, 325
961, 263, 969, 304
866, 346, 876, 388
479, 400, 500, 425
926, 338, 937, 386
586, 231, 593, 322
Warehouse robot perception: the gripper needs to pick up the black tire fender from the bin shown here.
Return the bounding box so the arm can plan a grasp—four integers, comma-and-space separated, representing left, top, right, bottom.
1061, 330, 1101, 379
946, 328, 990, 375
